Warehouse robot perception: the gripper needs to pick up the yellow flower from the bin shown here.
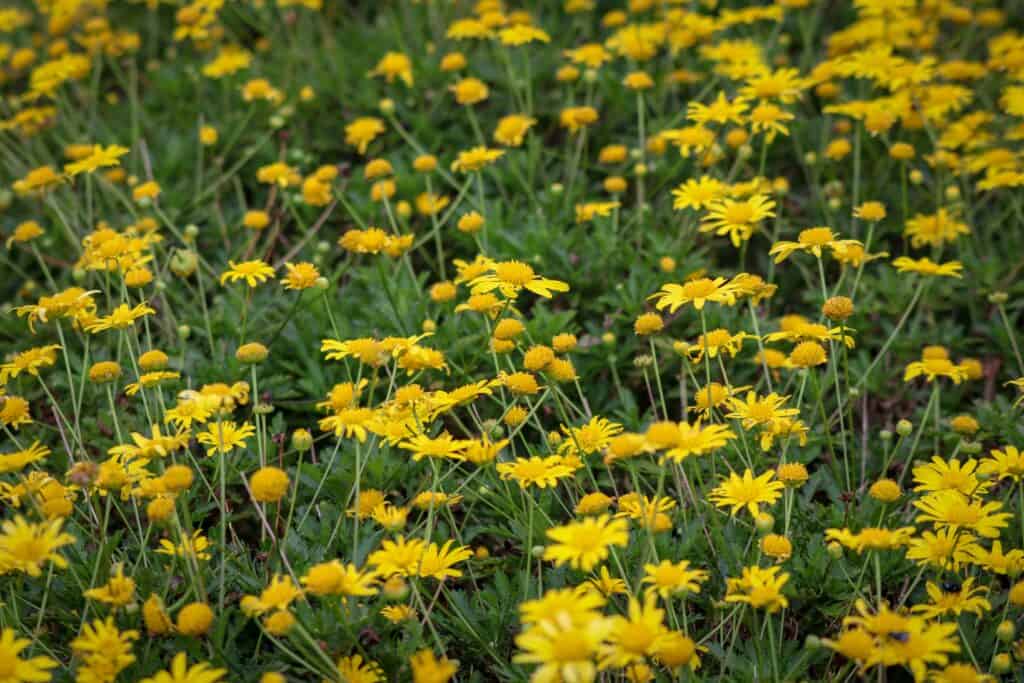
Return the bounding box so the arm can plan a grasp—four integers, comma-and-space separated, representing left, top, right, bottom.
892, 257, 963, 278
559, 106, 599, 133
493, 114, 536, 147
708, 469, 784, 518
139, 653, 226, 683
0, 628, 58, 682
220, 260, 275, 287
641, 560, 708, 598
450, 146, 504, 173
769, 227, 862, 262
64, 144, 129, 176
648, 277, 740, 312
0, 515, 74, 577
369, 51, 413, 86
85, 302, 155, 333
345, 117, 386, 155
700, 194, 776, 247
724, 565, 789, 612
450, 77, 489, 105
543, 514, 629, 571
281, 261, 321, 290
84, 563, 136, 607
196, 421, 256, 456
410, 650, 458, 683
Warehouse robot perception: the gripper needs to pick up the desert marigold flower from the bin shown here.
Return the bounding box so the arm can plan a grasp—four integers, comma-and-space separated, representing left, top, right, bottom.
345, 116, 386, 155
725, 565, 789, 612
672, 175, 727, 211
83, 563, 136, 607
633, 312, 663, 336
770, 227, 862, 263
236, 342, 268, 364
0, 628, 58, 681
0, 396, 32, 430
241, 78, 284, 103
700, 194, 775, 247
497, 455, 573, 489
451, 146, 504, 173
904, 209, 970, 248
543, 514, 629, 571
710, 469, 785, 518
243, 210, 270, 230
641, 560, 708, 598
139, 653, 226, 683
0, 515, 74, 577
88, 360, 122, 383
623, 70, 654, 90
789, 341, 827, 368
177, 601, 214, 637
439, 52, 466, 72
221, 259, 275, 287
904, 357, 968, 384
6, 220, 45, 248
280, 261, 320, 290
869, 478, 902, 502
822, 296, 854, 321
250, 466, 289, 502
256, 162, 300, 187
648, 276, 740, 313
63, 144, 129, 176
914, 490, 1011, 538
854, 201, 887, 221
450, 77, 489, 105
197, 421, 255, 456
559, 106, 599, 133
761, 533, 792, 561
979, 445, 1024, 482
574, 201, 619, 223
911, 578, 991, 619
688, 92, 748, 126
369, 51, 413, 86
409, 650, 458, 683
893, 257, 963, 278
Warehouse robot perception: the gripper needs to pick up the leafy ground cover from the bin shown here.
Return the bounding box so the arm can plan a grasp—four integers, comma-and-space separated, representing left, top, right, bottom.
2, 1, 1024, 681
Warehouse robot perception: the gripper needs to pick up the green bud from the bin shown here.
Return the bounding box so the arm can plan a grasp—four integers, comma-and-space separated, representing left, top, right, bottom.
896, 419, 913, 437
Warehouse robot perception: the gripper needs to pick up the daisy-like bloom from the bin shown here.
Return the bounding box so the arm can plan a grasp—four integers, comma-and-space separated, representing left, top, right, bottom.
563, 43, 612, 69
586, 566, 627, 598
641, 560, 708, 598
281, 261, 320, 290
844, 601, 960, 682
469, 260, 569, 299
904, 209, 970, 249
0, 516, 75, 577
157, 530, 212, 562
398, 432, 468, 462
911, 578, 990, 619
600, 592, 671, 668
616, 493, 675, 532
914, 490, 1011, 538
368, 536, 426, 577
0, 628, 58, 682
685, 328, 749, 364
687, 92, 748, 126
449, 77, 489, 105
559, 106, 599, 133
543, 515, 629, 571
140, 653, 226, 683
0, 395, 32, 429
497, 455, 574, 489
196, 421, 256, 456
749, 103, 794, 140
574, 201, 620, 223
345, 117, 386, 155
520, 586, 607, 628
13, 165, 63, 195
410, 491, 464, 509
302, 560, 377, 597
559, 416, 624, 457
824, 526, 915, 554
499, 24, 550, 46
369, 51, 413, 86
978, 445, 1024, 482
220, 259, 275, 287
854, 201, 887, 222
906, 529, 981, 571
659, 421, 736, 463
328, 655, 384, 683
319, 407, 375, 442
6, 220, 44, 249
409, 650, 458, 683
708, 469, 784, 518
15, 287, 97, 332
71, 617, 138, 681
0, 344, 61, 383
240, 574, 303, 616
672, 176, 727, 211
892, 257, 963, 278
724, 565, 789, 613
769, 227, 862, 263
450, 146, 504, 173
648, 276, 741, 313
493, 114, 536, 147
83, 563, 136, 607
514, 612, 612, 683
967, 540, 1024, 576
380, 605, 415, 624
725, 391, 799, 429
904, 357, 969, 384
700, 194, 776, 247
740, 67, 805, 103
126, 370, 181, 396
912, 456, 990, 496
64, 144, 129, 176
84, 302, 155, 333
0, 441, 49, 475
930, 664, 994, 683
413, 540, 473, 581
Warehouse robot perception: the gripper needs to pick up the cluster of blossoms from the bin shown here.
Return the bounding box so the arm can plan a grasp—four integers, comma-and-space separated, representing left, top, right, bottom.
1, 0, 1024, 682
